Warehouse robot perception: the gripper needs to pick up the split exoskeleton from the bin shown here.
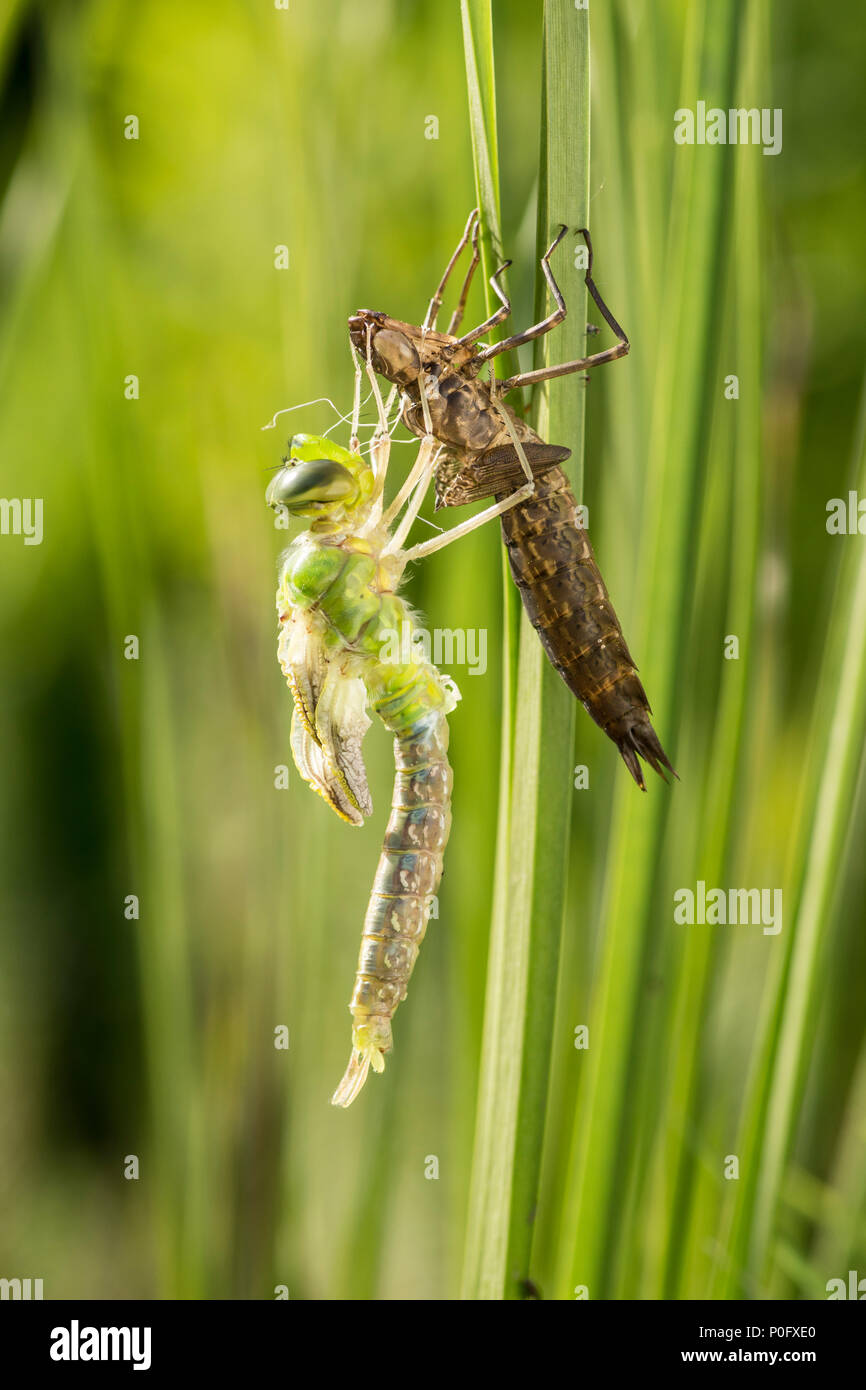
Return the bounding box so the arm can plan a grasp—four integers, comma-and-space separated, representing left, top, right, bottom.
348, 210, 675, 790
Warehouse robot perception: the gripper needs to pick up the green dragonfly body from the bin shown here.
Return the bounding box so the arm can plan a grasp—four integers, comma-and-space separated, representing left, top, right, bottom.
268, 432, 457, 1106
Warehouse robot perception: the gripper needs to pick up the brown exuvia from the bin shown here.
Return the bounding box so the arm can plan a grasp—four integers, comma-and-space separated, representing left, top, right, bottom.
348, 212, 675, 790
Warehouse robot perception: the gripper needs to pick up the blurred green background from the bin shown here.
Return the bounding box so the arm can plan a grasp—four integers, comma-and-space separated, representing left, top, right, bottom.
0, 0, 864, 1300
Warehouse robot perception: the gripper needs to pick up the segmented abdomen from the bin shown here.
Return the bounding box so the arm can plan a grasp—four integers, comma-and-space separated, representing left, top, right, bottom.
356, 716, 450, 1019
498, 464, 674, 790
331, 706, 452, 1106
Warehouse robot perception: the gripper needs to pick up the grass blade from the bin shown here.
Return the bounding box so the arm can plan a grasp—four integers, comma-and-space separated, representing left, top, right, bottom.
553, 0, 741, 1299
460, 0, 590, 1301
717, 376, 866, 1294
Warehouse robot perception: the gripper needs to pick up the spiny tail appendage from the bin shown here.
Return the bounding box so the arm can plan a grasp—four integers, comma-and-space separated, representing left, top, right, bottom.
331, 707, 453, 1107
603, 683, 677, 792
499, 464, 677, 792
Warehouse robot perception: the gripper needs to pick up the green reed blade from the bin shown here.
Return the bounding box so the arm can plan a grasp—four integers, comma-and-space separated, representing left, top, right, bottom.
460, 0, 589, 1301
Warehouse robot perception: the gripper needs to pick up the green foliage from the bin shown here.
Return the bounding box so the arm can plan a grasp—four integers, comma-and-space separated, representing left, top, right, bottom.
460, 0, 589, 1301
0, 0, 864, 1300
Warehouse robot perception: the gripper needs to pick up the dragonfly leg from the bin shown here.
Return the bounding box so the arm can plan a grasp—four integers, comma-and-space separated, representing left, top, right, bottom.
401, 377, 537, 561
456, 259, 513, 348
489, 387, 535, 483
348, 334, 363, 453
423, 207, 479, 331
381, 426, 439, 530
476, 224, 569, 363
358, 325, 394, 522
445, 217, 480, 334
380, 366, 440, 546
400, 480, 535, 562
498, 228, 630, 393
383, 436, 441, 552
384, 384, 400, 432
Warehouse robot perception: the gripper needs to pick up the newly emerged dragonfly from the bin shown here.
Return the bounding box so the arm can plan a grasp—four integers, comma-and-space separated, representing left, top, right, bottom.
267, 343, 539, 1105
349, 211, 675, 789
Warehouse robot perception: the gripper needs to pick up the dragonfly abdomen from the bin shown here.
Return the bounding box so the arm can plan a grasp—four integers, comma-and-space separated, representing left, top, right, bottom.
350, 725, 450, 1010
498, 464, 674, 790
331, 683, 453, 1106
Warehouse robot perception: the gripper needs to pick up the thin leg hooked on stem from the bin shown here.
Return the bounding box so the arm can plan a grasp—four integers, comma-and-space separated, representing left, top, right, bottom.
499, 227, 629, 394
445, 217, 481, 335
457, 260, 513, 348
423, 207, 479, 332
476, 223, 569, 363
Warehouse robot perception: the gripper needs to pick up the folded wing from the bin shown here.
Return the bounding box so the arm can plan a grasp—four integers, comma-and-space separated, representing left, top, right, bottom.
279, 611, 372, 825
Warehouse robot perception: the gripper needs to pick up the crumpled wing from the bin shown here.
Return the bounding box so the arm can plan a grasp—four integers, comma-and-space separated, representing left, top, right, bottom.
279, 611, 372, 825
290, 706, 369, 825
279, 609, 325, 739
313, 664, 373, 820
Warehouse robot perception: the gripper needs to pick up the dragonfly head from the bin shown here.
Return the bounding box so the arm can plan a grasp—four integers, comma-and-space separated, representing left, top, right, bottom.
266, 434, 373, 521
349, 310, 422, 387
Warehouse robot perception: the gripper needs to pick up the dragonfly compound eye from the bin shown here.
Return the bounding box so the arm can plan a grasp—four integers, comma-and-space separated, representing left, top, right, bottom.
266, 459, 358, 513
